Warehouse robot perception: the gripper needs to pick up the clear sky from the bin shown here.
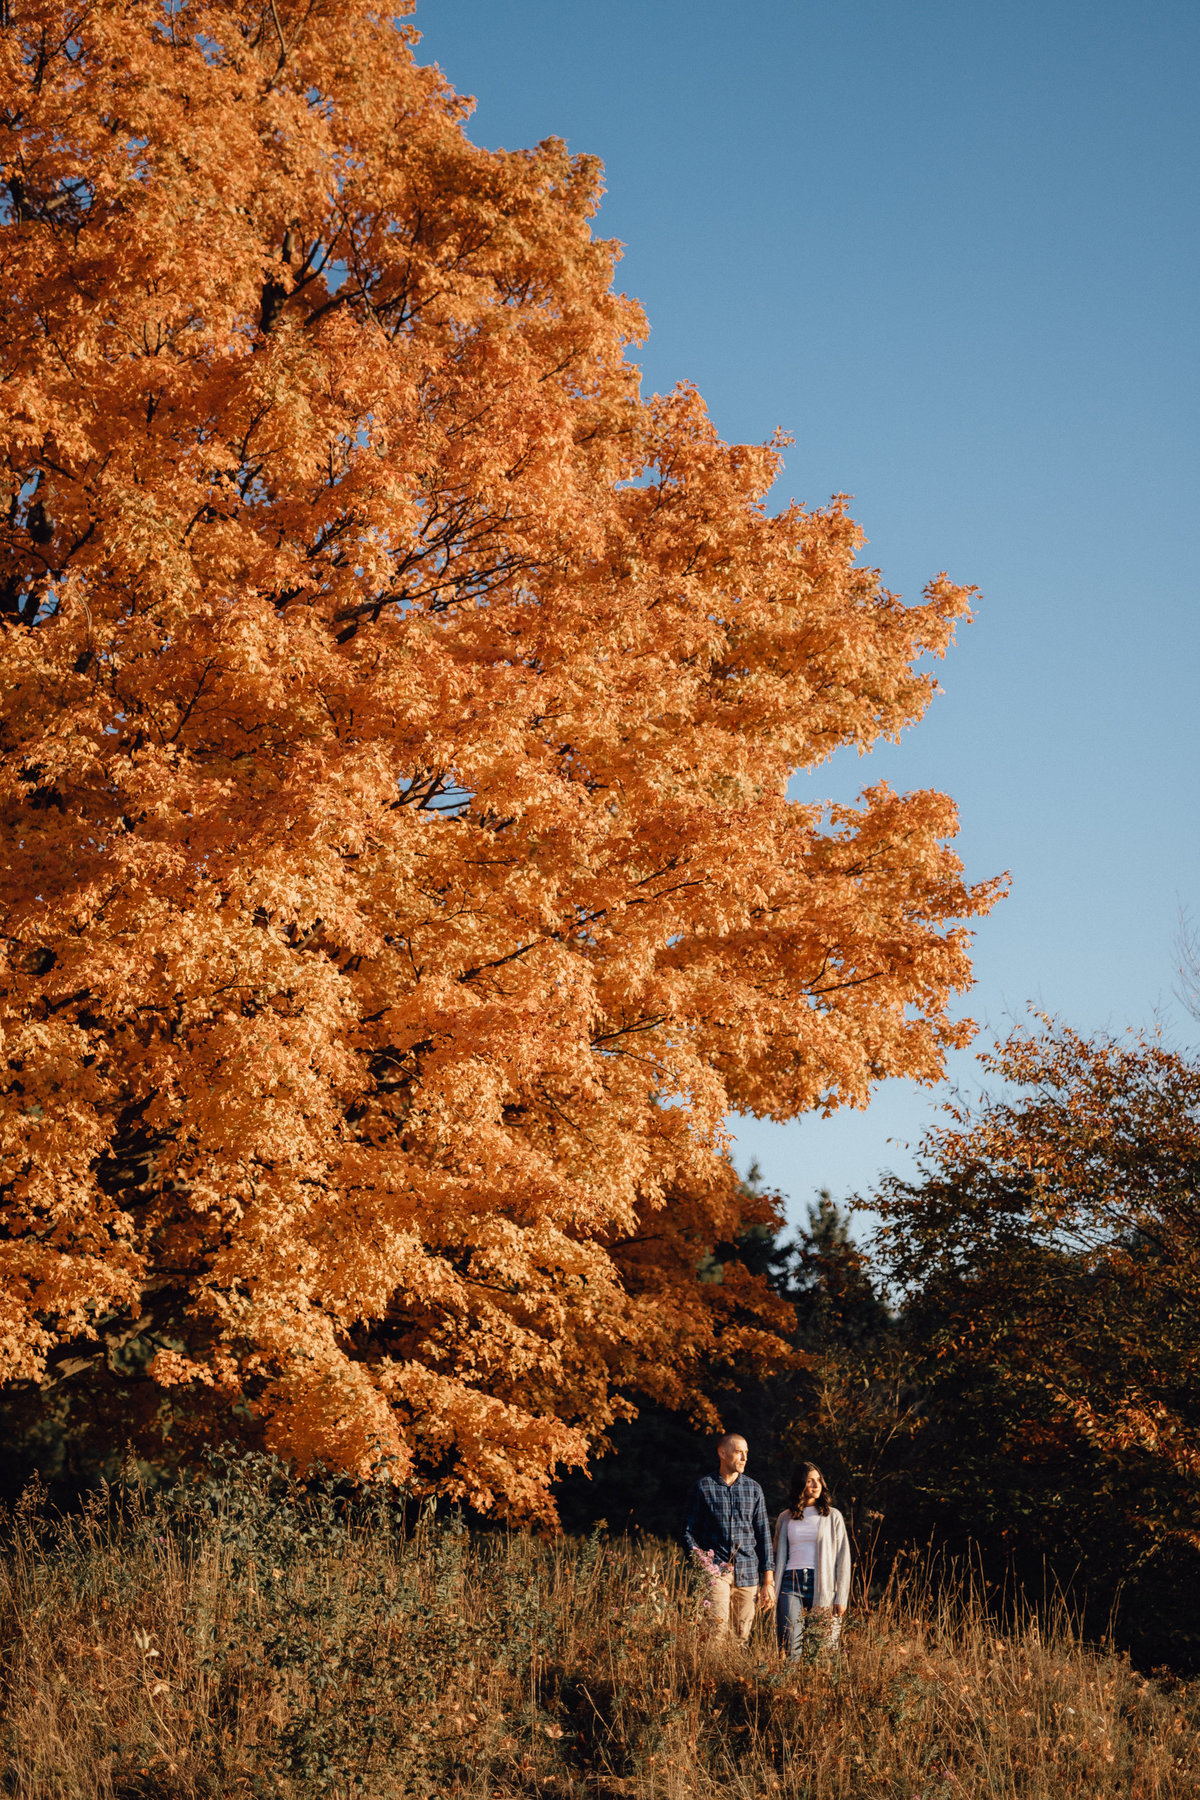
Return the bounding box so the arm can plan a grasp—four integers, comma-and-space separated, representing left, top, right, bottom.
412, 0, 1200, 1229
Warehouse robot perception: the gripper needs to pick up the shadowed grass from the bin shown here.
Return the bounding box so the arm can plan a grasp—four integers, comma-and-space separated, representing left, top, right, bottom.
0, 1462, 1196, 1798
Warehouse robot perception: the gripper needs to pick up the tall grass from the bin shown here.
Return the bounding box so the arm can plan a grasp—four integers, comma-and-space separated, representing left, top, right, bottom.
1, 1461, 1196, 1799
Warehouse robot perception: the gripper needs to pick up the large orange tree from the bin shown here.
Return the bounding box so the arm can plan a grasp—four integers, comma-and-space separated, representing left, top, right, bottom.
0, 0, 1001, 1511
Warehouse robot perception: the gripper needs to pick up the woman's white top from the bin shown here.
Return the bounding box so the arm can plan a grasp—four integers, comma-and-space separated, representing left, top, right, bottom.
772, 1505, 852, 1611
785, 1508, 821, 1570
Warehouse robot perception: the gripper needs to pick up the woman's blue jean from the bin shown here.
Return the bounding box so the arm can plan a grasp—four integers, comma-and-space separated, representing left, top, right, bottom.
776, 1566, 814, 1658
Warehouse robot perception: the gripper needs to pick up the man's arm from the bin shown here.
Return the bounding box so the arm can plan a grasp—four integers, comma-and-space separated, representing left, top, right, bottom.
752, 1484, 774, 1596
683, 1480, 707, 1558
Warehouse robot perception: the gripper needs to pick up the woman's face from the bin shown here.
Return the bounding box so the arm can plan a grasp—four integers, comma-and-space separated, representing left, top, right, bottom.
801, 1468, 823, 1506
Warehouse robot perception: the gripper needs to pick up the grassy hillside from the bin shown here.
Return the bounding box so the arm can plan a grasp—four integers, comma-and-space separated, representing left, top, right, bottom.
1, 1465, 1196, 1799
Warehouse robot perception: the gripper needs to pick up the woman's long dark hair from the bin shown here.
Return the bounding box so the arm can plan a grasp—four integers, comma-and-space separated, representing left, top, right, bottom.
787, 1461, 831, 1517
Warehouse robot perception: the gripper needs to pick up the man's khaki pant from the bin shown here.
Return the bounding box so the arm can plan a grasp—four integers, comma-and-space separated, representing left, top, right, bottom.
708, 1570, 758, 1644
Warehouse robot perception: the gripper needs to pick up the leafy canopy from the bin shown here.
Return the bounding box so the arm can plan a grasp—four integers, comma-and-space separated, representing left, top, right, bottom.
876, 1023, 1200, 1567
0, 0, 1001, 1513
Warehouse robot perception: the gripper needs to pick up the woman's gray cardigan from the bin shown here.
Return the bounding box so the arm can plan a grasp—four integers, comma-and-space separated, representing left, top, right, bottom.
772, 1507, 852, 1610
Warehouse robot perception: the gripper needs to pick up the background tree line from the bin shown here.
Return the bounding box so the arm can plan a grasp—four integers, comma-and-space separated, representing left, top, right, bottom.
556, 1020, 1200, 1676
4, 1013, 1196, 1673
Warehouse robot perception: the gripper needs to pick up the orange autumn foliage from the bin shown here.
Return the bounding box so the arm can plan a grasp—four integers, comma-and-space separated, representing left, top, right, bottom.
874, 1022, 1200, 1568
0, 0, 1002, 1513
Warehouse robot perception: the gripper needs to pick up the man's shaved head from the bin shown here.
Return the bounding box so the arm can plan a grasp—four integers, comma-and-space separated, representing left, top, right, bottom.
716, 1434, 749, 1482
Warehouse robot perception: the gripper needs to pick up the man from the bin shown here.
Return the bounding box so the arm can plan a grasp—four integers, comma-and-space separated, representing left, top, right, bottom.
684, 1432, 775, 1644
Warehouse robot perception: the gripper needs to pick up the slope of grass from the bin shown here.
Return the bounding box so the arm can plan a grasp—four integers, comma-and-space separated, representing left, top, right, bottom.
0, 1462, 1196, 1799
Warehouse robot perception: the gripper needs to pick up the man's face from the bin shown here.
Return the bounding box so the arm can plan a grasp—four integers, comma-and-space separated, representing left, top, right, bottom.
717, 1436, 748, 1478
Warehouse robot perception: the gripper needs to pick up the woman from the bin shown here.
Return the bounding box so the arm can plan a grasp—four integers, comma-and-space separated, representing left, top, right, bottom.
772, 1461, 851, 1657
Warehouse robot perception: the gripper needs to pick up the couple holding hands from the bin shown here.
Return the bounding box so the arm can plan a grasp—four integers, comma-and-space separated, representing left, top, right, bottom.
684, 1434, 851, 1656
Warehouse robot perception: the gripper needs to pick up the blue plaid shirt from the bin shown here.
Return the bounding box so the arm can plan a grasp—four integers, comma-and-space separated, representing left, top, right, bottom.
684, 1472, 772, 1587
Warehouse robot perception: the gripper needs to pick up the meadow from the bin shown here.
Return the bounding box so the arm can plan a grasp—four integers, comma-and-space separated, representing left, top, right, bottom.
1, 1461, 1196, 1800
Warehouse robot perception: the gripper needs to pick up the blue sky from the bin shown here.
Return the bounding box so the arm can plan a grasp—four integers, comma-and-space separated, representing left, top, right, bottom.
413, 0, 1200, 1229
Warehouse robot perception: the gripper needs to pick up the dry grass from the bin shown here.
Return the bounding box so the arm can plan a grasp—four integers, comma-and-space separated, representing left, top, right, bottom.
0, 1463, 1196, 1799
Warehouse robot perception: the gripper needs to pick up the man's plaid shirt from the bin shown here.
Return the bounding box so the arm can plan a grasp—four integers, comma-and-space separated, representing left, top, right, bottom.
684, 1472, 771, 1587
